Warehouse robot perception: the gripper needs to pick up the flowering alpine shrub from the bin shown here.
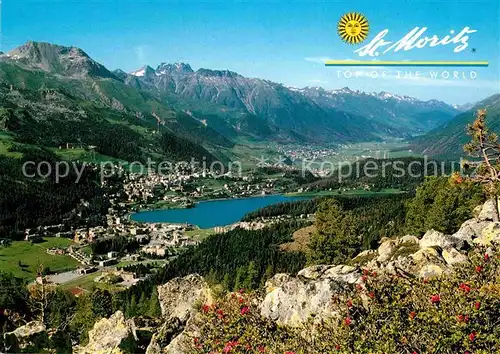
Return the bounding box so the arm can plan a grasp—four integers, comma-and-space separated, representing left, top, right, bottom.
187, 290, 307, 353
185, 247, 499, 354
318, 246, 500, 354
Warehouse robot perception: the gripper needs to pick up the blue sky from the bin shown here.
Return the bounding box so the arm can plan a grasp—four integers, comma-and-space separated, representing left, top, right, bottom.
2, 0, 499, 104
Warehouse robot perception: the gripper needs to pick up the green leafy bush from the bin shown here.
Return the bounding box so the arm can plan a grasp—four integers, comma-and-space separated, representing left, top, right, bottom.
405, 176, 484, 235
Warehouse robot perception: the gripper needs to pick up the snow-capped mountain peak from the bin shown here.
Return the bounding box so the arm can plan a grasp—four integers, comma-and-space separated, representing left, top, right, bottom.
130, 65, 154, 77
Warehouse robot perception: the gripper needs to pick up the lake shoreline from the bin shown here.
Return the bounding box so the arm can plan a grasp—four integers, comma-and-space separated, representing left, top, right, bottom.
129, 194, 309, 228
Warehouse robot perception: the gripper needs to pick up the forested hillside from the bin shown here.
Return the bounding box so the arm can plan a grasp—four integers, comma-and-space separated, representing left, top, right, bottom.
411, 94, 500, 158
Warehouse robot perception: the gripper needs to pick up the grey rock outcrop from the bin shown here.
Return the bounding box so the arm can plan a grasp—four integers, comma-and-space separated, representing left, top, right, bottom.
419, 229, 464, 250
157, 274, 213, 322
474, 222, 500, 246
442, 247, 469, 265
477, 198, 500, 221
3, 321, 47, 352
75, 311, 137, 354
260, 265, 360, 327
146, 274, 213, 354
452, 219, 490, 244
258, 200, 500, 326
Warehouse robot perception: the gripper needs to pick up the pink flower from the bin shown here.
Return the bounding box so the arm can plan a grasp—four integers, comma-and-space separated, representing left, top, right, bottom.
201, 304, 211, 313
469, 332, 476, 341
484, 253, 490, 261
475, 265, 483, 273
430, 294, 441, 304
409, 311, 416, 320
368, 291, 375, 299
240, 306, 250, 315
216, 309, 225, 319
475, 301, 481, 310
343, 317, 352, 326
258, 345, 266, 352
346, 299, 353, 308
459, 283, 471, 293
284, 352, 296, 354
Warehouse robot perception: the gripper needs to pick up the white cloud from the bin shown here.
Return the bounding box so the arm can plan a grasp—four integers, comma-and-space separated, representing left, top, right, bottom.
134, 45, 149, 65
304, 56, 356, 64
308, 79, 329, 84
304, 56, 333, 64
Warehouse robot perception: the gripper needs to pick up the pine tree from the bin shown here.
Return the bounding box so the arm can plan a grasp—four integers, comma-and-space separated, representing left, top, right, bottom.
126, 295, 138, 318
260, 265, 274, 287
461, 109, 500, 221
242, 261, 259, 290
233, 267, 247, 292
137, 292, 147, 316
91, 289, 113, 318
146, 289, 161, 318
222, 273, 232, 291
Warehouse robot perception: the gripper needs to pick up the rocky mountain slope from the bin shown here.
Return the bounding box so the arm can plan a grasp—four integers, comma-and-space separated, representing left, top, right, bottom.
411, 94, 500, 158
0, 42, 233, 163
125, 62, 462, 142
124, 63, 394, 143
0, 41, 467, 149
2, 41, 117, 79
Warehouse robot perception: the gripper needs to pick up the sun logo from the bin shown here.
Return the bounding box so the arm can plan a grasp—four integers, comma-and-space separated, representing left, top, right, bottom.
338, 12, 369, 45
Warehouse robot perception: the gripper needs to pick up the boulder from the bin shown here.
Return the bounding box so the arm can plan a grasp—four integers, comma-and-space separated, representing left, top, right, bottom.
411, 247, 449, 278
419, 229, 463, 250
145, 318, 184, 354
452, 219, 491, 245
298, 264, 358, 282
146, 274, 214, 354
157, 274, 213, 322
376, 236, 420, 263
474, 222, 500, 246
377, 239, 399, 262
3, 321, 48, 352
412, 247, 442, 264
351, 249, 377, 263
260, 266, 360, 327
478, 198, 500, 221
442, 247, 468, 266
400, 235, 420, 244
75, 311, 137, 354
419, 264, 448, 278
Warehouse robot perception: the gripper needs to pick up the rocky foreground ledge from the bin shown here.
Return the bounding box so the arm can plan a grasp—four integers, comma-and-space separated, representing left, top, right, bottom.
7, 201, 500, 353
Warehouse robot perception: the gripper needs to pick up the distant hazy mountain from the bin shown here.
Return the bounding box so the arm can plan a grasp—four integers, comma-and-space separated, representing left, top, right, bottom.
124, 62, 408, 143
295, 86, 460, 135
411, 94, 500, 158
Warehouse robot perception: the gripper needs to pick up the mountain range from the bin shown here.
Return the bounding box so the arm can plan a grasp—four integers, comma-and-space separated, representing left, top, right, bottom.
0, 41, 494, 163
411, 94, 500, 158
